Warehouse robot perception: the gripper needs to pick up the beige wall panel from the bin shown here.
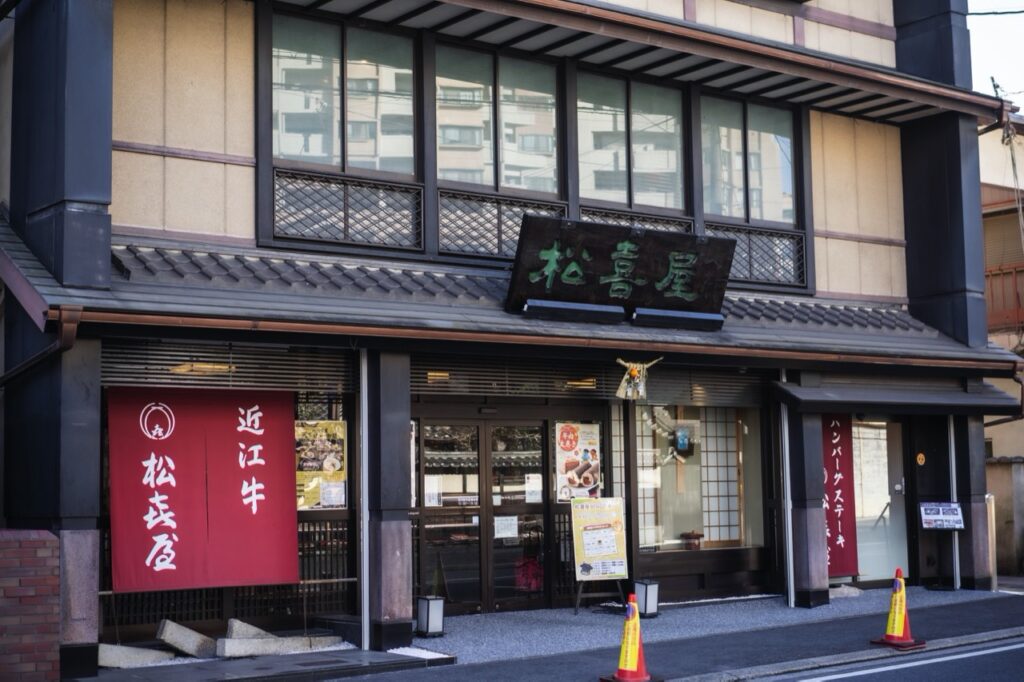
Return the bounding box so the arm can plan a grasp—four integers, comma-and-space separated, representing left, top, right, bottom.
883, 125, 904, 241
850, 33, 894, 68
112, 0, 165, 145
225, 0, 255, 158
852, 120, 888, 238
825, 238, 861, 293
164, 157, 226, 235
889, 246, 906, 298
979, 130, 1024, 189
809, 0, 851, 16
749, 7, 792, 43
165, 0, 226, 153
820, 114, 858, 233
809, 112, 826, 226
111, 151, 165, 229
605, 1, 685, 21
857, 242, 893, 296
225, 165, 255, 239
814, 236, 829, 291
713, 1, 753, 35
815, 24, 853, 59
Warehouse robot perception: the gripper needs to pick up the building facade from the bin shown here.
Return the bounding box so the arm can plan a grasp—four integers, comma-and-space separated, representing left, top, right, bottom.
0, 0, 1019, 678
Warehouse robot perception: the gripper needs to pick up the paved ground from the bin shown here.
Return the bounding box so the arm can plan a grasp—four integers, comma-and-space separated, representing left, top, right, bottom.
337, 591, 1024, 681
766, 638, 1024, 681
79, 585, 1023, 681
399, 586, 1004, 665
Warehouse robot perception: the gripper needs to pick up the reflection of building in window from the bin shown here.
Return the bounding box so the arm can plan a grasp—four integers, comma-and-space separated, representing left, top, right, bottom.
381, 114, 414, 136
439, 125, 484, 147
439, 169, 486, 184
347, 121, 376, 142
439, 86, 485, 106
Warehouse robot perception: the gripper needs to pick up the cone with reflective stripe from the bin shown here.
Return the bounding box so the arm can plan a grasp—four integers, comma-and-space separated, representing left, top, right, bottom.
870, 568, 925, 651
600, 593, 662, 682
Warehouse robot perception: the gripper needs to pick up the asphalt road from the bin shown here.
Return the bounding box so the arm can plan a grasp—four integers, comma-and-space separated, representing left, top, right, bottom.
339, 595, 1024, 681
768, 638, 1024, 681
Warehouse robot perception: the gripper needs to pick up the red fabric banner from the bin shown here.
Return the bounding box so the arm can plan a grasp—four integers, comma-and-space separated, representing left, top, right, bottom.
822, 414, 858, 578
108, 388, 298, 592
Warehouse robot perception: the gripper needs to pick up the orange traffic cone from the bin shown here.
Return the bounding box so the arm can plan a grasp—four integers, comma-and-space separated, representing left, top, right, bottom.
870, 568, 926, 651
600, 594, 663, 682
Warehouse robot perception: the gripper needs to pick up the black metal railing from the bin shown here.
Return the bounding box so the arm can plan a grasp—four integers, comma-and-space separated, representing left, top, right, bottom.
705, 221, 806, 287
274, 168, 422, 249
439, 189, 566, 257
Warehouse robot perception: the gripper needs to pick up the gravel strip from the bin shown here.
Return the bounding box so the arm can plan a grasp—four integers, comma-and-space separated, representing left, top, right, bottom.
411, 588, 1009, 665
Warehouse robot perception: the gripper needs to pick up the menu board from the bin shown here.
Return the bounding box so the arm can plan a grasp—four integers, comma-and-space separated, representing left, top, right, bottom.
571, 497, 628, 582
295, 421, 347, 510
920, 502, 965, 530
555, 422, 603, 503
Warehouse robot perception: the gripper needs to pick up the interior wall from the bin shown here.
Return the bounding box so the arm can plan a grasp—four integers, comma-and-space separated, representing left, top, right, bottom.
110, 0, 255, 240
809, 110, 906, 299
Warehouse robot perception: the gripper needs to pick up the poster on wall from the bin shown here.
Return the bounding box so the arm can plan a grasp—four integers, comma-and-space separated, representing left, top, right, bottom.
570, 497, 628, 581
555, 422, 602, 503
108, 387, 299, 593
822, 414, 858, 578
295, 421, 347, 509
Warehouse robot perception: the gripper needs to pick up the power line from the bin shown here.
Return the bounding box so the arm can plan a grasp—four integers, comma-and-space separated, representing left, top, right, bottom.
969, 9, 1024, 15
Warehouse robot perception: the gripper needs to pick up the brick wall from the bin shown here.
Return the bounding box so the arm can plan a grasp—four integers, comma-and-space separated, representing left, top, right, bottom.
0, 530, 60, 681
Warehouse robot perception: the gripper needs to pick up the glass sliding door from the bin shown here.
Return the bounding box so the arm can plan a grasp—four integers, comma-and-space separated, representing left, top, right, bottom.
489, 424, 546, 610
851, 420, 909, 581
420, 424, 482, 612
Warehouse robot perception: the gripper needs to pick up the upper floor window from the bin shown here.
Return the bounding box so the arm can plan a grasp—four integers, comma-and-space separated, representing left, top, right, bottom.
346, 28, 415, 176
577, 74, 684, 211
436, 46, 558, 195
701, 97, 794, 226
271, 15, 415, 178
272, 15, 341, 167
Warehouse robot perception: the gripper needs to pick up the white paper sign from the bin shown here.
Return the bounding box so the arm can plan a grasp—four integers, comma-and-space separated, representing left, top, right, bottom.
494, 515, 519, 539
525, 474, 543, 503
920, 502, 964, 530
424, 475, 442, 507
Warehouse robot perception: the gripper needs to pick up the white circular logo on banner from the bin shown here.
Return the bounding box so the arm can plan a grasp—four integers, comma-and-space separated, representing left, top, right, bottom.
140, 403, 175, 440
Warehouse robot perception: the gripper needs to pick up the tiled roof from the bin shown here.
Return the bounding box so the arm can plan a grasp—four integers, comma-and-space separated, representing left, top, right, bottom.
109, 240, 929, 335
0, 220, 1015, 367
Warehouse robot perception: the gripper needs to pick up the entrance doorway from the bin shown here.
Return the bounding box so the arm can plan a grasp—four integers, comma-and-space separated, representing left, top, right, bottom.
851, 420, 909, 581
416, 420, 548, 613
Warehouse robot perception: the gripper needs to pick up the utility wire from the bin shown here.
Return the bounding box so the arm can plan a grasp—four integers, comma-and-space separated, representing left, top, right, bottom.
969, 9, 1024, 15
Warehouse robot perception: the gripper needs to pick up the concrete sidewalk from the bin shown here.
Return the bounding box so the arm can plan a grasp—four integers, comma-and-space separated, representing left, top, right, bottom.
73, 587, 1019, 681
346, 590, 1024, 681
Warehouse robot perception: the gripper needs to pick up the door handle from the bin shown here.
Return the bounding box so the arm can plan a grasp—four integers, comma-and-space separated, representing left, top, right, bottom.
893, 477, 905, 495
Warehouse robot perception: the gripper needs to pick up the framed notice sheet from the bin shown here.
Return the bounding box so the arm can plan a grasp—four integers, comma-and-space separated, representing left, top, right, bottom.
570, 497, 628, 581
920, 502, 964, 530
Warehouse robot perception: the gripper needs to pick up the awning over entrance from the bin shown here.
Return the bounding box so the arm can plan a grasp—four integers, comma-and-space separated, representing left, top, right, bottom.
284, 0, 1008, 125
773, 380, 1021, 416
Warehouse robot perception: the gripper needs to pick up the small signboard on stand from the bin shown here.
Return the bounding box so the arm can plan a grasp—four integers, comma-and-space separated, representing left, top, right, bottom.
920, 502, 965, 530
570, 497, 628, 614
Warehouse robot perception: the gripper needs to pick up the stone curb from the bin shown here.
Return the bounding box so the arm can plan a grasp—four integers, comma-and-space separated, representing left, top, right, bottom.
669, 626, 1024, 681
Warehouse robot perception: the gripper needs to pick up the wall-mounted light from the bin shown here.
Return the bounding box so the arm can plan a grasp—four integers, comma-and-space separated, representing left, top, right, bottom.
564, 377, 597, 390
426, 371, 450, 384
416, 596, 445, 637
168, 362, 234, 375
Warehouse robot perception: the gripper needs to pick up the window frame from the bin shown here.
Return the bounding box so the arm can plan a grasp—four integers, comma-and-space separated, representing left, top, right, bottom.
575, 68, 693, 221
256, 4, 814, 292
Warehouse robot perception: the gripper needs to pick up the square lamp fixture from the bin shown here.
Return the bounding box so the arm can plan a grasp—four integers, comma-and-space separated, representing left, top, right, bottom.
634, 579, 659, 618
416, 596, 445, 637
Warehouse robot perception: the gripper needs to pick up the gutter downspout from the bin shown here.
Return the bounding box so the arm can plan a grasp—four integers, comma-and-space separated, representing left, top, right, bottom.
984, 373, 1023, 428
358, 350, 370, 651
780, 369, 795, 608
0, 306, 81, 388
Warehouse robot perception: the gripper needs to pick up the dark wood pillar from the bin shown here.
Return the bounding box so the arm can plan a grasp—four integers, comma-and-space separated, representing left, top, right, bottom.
4, 299, 101, 676
10, 0, 112, 289
787, 409, 828, 607
363, 351, 414, 649
955, 415, 992, 590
